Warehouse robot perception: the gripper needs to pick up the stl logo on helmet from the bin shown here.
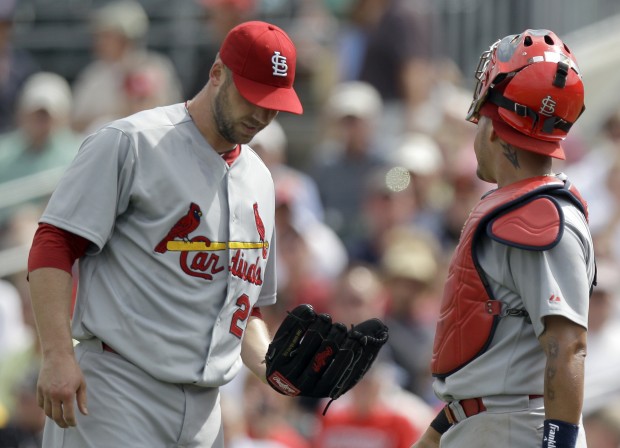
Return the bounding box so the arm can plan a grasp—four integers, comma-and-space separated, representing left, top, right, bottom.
271, 51, 288, 77
539, 95, 557, 116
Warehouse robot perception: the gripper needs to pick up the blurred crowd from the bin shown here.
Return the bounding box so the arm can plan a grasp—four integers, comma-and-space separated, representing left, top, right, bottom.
1, 0, 620, 447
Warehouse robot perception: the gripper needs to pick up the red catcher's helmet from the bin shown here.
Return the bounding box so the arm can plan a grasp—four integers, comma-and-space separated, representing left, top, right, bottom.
466, 29, 585, 157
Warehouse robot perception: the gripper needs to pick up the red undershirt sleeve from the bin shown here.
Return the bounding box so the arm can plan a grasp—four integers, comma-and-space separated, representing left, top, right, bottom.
28, 223, 91, 275
250, 307, 263, 319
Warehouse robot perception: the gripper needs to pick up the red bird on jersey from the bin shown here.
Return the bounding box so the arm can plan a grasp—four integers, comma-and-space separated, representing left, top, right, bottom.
155, 202, 203, 253
253, 202, 267, 259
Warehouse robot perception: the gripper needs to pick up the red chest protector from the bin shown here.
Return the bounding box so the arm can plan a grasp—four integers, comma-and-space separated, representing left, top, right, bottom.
430, 175, 589, 378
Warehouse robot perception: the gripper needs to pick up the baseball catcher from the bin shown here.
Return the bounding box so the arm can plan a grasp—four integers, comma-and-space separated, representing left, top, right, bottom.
265, 304, 389, 412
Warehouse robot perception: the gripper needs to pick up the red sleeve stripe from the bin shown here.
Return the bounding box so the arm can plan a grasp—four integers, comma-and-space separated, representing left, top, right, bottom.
28, 223, 91, 274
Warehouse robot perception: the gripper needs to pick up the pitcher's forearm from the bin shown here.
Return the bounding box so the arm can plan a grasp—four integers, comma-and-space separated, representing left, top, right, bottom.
29, 267, 76, 356
241, 315, 271, 382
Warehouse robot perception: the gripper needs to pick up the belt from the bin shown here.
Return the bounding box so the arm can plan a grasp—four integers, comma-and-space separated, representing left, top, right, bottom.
102, 342, 118, 354
445, 395, 544, 424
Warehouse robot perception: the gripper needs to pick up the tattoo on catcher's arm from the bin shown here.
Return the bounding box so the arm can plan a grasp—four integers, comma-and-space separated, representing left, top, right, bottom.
501, 142, 520, 169
544, 338, 559, 401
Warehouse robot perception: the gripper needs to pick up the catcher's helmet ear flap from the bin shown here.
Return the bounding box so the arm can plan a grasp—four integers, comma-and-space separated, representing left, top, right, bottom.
466, 29, 585, 157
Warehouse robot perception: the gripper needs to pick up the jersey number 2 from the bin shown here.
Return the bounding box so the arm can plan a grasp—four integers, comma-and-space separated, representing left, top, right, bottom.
230, 294, 250, 339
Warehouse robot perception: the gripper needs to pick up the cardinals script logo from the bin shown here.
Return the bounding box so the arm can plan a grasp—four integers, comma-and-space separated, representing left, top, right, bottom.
154, 202, 269, 284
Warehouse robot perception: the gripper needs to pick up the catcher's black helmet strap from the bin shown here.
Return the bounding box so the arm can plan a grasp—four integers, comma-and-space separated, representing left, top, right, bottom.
486, 89, 574, 134
552, 61, 570, 88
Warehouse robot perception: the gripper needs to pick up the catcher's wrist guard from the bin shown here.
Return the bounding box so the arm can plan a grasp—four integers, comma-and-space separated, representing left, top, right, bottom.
430, 407, 452, 435
264, 304, 389, 412
542, 419, 579, 448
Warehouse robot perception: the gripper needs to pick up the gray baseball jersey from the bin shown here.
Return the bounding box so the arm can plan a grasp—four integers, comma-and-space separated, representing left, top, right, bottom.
40, 103, 277, 387
433, 196, 595, 401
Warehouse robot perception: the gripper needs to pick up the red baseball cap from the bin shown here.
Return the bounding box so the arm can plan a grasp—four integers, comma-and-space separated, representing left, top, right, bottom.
219, 21, 303, 114
479, 102, 565, 159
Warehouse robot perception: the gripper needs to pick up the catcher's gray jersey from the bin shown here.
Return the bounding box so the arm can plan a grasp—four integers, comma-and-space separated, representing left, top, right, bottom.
40, 103, 277, 387
433, 196, 595, 401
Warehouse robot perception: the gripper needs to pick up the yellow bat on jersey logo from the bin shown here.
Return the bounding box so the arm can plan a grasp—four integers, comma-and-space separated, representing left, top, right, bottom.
166, 241, 269, 252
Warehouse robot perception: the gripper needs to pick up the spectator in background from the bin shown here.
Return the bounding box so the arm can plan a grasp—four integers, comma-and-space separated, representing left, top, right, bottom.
566, 105, 620, 263
189, 0, 258, 98
582, 258, 620, 415
314, 264, 433, 447
566, 104, 620, 235
586, 154, 620, 261
385, 132, 448, 241
0, 279, 33, 387
429, 76, 478, 159
0, 0, 40, 132
314, 361, 422, 448
0, 72, 80, 185
266, 184, 347, 322
70, 0, 182, 133
121, 60, 178, 118
0, 72, 79, 231
324, 264, 388, 327
379, 226, 443, 403
309, 81, 388, 252
221, 393, 289, 448
0, 270, 42, 447
348, 166, 418, 265
433, 144, 488, 252
0, 367, 45, 448
230, 372, 310, 448
331, 0, 435, 134
583, 404, 620, 448
250, 120, 347, 320
250, 119, 324, 225
0, 70, 80, 234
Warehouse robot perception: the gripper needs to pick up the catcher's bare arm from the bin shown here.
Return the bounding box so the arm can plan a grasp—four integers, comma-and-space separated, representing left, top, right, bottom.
539, 315, 587, 423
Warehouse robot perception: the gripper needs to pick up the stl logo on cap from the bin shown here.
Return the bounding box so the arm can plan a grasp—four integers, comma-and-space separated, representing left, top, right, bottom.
220, 21, 303, 114
272, 51, 288, 77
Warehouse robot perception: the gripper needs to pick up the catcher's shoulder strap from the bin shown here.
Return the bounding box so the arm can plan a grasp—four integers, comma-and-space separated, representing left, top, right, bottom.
486, 176, 589, 251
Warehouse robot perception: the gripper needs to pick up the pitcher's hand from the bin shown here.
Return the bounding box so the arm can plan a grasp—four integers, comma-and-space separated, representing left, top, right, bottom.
37, 352, 88, 428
